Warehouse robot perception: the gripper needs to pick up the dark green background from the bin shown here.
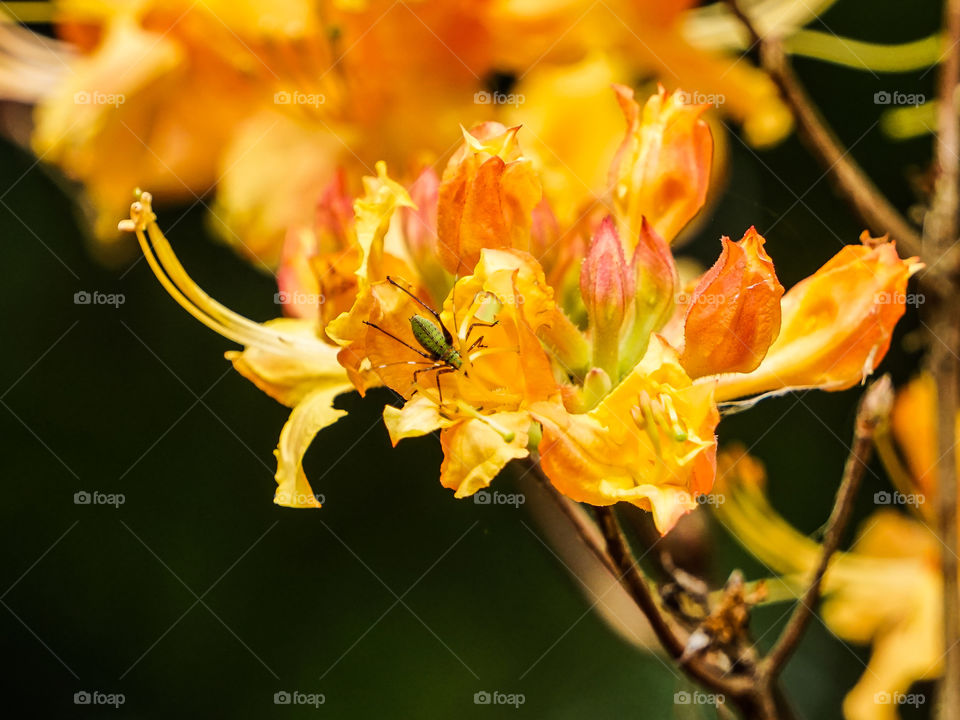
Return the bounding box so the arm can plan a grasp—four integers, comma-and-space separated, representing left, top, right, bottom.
0, 1, 941, 717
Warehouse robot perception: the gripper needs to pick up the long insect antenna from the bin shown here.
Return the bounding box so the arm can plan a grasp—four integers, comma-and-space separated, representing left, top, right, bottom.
362, 320, 433, 359
451, 275, 458, 344
385, 275, 453, 346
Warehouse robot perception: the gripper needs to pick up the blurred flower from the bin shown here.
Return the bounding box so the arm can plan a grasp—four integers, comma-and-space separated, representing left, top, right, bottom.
714, 446, 942, 720
5, 0, 795, 261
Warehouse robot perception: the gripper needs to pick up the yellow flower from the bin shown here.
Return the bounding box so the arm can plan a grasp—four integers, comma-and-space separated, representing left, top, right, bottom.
714, 446, 943, 720
533, 336, 718, 534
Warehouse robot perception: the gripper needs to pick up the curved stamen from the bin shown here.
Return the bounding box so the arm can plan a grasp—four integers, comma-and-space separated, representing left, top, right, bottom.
120, 192, 332, 360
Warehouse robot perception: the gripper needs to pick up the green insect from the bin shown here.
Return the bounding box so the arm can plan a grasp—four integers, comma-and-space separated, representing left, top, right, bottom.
363, 276, 499, 403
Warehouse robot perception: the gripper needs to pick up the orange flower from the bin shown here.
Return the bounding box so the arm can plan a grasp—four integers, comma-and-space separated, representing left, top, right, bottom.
534, 337, 718, 534
609, 84, 713, 246
125, 83, 918, 540
436, 124, 542, 276
712, 237, 922, 402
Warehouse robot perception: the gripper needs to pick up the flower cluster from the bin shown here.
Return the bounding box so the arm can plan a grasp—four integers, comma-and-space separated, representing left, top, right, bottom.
122, 84, 919, 534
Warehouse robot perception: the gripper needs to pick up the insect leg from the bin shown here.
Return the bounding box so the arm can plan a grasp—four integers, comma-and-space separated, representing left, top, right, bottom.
363, 320, 434, 359
412, 362, 445, 384
464, 319, 499, 343
434, 365, 458, 406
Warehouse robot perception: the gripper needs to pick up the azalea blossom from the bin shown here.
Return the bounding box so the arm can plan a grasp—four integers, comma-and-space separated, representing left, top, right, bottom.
122, 84, 918, 535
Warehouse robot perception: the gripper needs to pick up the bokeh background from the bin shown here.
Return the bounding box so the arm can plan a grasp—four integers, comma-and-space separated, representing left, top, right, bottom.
0, 0, 940, 717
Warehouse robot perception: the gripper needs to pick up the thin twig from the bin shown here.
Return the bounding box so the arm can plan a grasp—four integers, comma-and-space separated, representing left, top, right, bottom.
762, 376, 893, 676
926, 1, 960, 715
727, 0, 924, 260
592, 505, 755, 699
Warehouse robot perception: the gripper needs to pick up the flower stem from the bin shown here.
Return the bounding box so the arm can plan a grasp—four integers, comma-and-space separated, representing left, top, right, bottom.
761, 376, 891, 677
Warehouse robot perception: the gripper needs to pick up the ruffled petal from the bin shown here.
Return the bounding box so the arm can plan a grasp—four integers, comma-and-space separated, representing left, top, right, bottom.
439, 413, 531, 498
274, 382, 354, 508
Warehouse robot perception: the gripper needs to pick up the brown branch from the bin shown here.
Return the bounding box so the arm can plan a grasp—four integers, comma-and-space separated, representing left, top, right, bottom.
761, 376, 892, 676
926, 1, 960, 716
727, 0, 924, 260
592, 506, 755, 699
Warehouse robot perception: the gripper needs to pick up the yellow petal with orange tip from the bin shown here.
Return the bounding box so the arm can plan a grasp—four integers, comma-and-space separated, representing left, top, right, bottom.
680, 227, 783, 379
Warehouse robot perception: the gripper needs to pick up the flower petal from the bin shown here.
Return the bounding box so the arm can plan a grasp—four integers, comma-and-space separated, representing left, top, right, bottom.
226, 318, 347, 407
609, 84, 713, 246
439, 413, 531, 498
383, 394, 456, 445
680, 227, 783, 378
274, 381, 354, 508
437, 124, 541, 275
